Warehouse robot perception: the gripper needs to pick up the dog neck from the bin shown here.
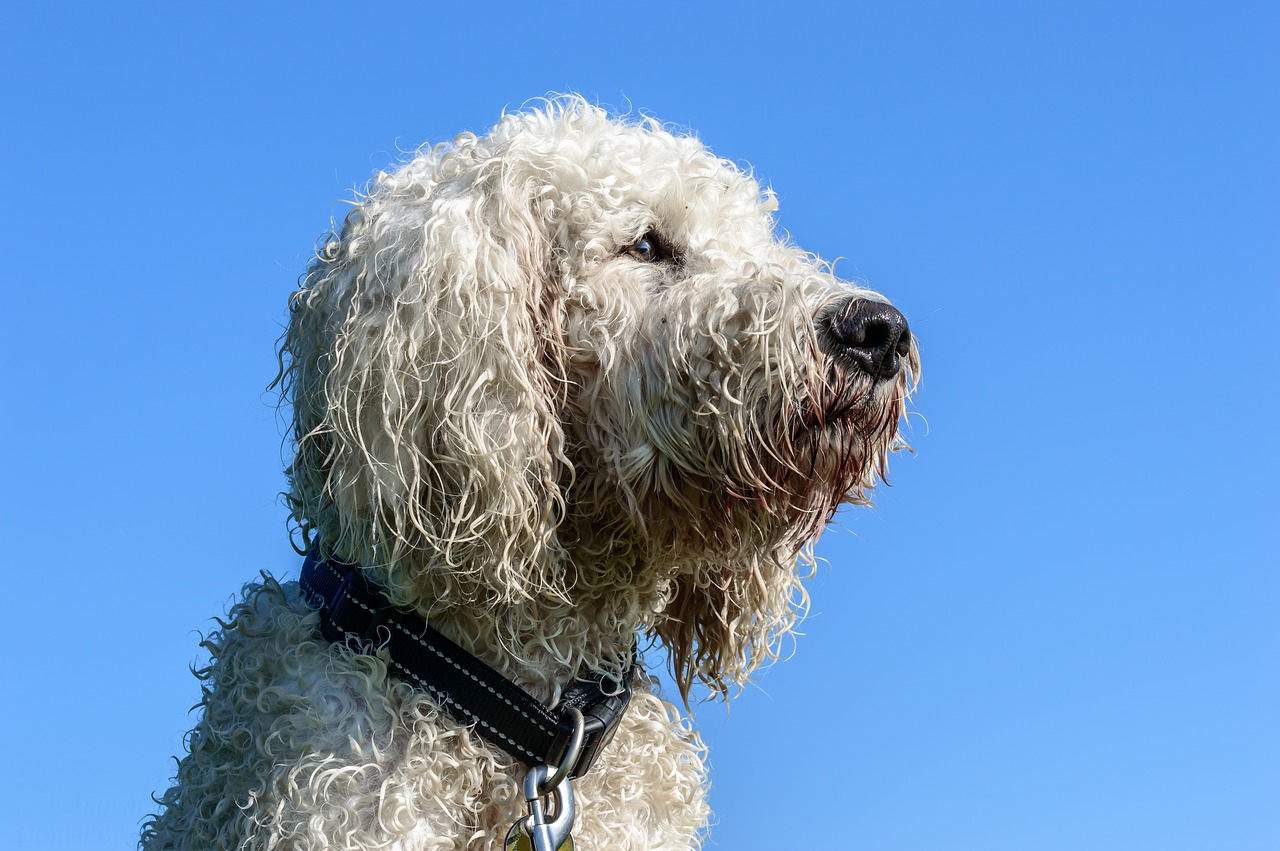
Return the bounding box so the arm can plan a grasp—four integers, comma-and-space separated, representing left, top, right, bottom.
364, 554, 660, 706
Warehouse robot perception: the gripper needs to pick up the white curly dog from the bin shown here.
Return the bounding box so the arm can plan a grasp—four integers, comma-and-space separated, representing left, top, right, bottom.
143, 99, 918, 850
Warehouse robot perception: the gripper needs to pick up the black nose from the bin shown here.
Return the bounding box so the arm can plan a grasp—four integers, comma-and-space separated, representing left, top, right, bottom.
822, 297, 912, 381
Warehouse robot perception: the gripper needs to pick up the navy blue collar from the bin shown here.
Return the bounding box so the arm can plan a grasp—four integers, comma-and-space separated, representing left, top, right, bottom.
298, 547, 636, 777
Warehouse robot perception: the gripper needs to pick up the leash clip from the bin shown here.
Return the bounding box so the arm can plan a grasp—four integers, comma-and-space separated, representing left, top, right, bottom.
505, 708, 582, 851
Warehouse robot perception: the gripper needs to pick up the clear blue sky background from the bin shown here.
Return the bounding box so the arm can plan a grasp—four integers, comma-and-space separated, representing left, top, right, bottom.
2, 2, 1275, 848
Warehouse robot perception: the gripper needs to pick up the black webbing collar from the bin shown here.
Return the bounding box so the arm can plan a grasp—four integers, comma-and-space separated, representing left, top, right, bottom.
298, 547, 636, 778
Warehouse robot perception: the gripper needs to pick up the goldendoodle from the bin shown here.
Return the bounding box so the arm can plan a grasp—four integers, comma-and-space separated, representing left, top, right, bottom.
143, 98, 918, 851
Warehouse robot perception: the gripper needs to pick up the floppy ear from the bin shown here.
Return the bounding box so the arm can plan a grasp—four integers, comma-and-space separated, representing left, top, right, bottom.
277, 148, 569, 610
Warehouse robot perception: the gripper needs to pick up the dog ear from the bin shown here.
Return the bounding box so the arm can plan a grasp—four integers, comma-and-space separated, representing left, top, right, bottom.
277, 148, 569, 611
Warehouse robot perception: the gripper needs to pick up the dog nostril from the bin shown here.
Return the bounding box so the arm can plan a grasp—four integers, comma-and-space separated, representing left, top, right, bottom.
855, 318, 892, 351
895, 329, 913, 358
841, 323, 868, 348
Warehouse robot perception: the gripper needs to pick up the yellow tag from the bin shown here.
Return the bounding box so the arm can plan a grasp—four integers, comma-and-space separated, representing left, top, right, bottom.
504, 825, 575, 851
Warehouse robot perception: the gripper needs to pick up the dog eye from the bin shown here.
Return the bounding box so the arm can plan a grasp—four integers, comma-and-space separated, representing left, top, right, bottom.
624, 232, 671, 263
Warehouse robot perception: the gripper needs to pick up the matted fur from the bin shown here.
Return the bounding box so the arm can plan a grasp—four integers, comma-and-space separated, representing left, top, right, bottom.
143, 98, 918, 850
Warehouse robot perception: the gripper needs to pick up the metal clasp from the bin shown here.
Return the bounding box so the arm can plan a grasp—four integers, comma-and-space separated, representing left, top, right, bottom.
505, 708, 583, 851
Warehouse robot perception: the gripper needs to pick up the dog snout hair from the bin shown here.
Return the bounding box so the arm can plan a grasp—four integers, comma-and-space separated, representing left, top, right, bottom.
820, 296, 912, 382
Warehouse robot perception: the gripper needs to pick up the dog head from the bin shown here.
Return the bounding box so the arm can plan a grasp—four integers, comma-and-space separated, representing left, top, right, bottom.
277, 98, 918, 696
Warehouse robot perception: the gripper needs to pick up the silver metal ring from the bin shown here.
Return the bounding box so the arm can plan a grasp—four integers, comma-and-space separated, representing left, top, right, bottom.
540, 706, 584, 794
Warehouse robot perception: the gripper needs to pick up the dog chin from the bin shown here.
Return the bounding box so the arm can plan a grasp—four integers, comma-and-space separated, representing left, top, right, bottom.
772, 397, 905, 506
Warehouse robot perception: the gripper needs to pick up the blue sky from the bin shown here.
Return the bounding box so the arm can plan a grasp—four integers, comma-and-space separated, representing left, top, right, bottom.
2, 2, 1275, 848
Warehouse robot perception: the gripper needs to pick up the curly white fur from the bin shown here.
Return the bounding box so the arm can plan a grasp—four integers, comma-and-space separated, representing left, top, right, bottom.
142, 98, 918, 850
